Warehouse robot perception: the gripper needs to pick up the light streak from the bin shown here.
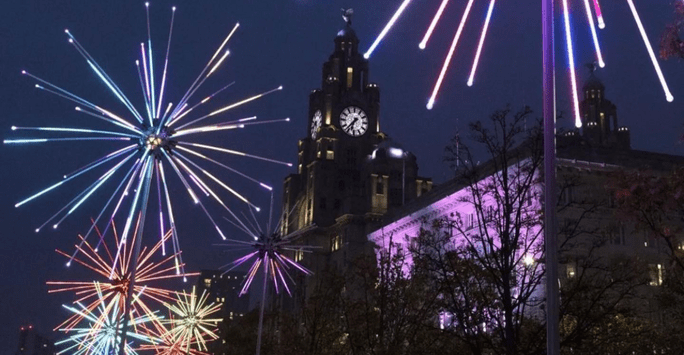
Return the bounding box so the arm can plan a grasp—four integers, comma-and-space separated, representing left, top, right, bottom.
427, 0, 475, 110
140, 43, 153, 125
165, 82, 234, 127
467, 0, 496, 86
626, 0, 674, 102
157, 6, 176, 119
562, 0, 582, 128
66, 31, 145, 124
10, 126, 138, 138
583, 0, 605, 68
208, 50, 230, 76
593, 0, 605, 29
181, 142, 293, 166
364, 0, 412, 59
4, 137, 130, 144
420, 0, 450, 50
175, 86, 282, 130
145, 2, 156, 118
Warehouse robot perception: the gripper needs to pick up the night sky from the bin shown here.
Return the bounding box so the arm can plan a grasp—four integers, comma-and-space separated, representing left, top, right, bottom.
1, 0, 683, 351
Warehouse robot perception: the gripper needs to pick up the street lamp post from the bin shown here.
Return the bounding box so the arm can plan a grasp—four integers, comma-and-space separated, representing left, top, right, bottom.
542, 0, 560, 354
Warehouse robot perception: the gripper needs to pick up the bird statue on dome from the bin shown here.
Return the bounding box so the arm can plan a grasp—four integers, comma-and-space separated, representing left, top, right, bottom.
342, 8, 354, 26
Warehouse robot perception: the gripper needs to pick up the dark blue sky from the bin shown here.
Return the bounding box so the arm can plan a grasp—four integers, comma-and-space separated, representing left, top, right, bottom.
1, 0, 682, 351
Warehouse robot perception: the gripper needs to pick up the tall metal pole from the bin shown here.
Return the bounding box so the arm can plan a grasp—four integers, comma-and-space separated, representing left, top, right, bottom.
256, 255, 269, 355
542, 0, 560, 354
118, 159, 154, 355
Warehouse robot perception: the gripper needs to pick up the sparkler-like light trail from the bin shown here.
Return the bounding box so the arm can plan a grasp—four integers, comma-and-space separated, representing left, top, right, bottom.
55, 286, 159, 355
217, 192, 314, 355
427, 0, 475, 110
365, 0, 675, 111
420, 0, 450, 50
48, 222, 196, 332
8, 4, 292, 352
562, 0, 582, 128
467, 0, 496, 87
593, 0, 605, 29
363, 0, 412, 59
162, 286, 222, 353
626, 0, 674, 102
582, 0, 605, 68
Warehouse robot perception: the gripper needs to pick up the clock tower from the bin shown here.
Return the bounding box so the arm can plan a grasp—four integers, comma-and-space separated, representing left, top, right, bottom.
281, 15, 432, 294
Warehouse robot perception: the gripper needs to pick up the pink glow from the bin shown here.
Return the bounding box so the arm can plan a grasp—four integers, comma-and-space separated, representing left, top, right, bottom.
369, 162, 543, 282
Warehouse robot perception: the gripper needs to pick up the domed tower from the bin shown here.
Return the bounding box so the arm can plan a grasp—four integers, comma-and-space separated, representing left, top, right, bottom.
280, 12, 431, 285
579, 70, 630, 149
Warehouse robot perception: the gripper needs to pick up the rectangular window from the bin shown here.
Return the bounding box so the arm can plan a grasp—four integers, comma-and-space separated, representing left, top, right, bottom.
376, 181, 384, 195
294, 249, 304, 262
326, 149, 334, 160
204, 278, 211, 288
347, 67, 353, 88
331, 235, 342, 252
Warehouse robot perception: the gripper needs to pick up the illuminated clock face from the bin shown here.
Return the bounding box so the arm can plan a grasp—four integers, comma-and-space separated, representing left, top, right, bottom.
339, 106, 368, 137
311, 110, 323, 139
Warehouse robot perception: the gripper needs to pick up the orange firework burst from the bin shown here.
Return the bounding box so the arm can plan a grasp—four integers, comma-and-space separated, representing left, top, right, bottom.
48, 218, 197, 332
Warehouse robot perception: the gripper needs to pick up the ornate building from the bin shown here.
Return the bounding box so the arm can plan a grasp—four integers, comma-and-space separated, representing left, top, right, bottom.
280, 17, 432, 297
369, 72, 684, 322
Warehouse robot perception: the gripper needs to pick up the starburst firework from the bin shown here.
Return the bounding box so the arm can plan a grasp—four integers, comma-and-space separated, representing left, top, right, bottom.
5, 3, 291, 277
364, 0, 674, 119
160, 286, 222, 353
48, 219, 196, 332
55, 285, 160, 355
218, 194, 315, 355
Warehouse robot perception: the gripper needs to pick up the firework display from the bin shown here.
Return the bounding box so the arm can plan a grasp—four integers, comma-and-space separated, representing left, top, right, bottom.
160, 286, 222, 354
4, 3, 297, 353
55, 285, 160, 355
5, 3, 291, 278
364, 0, 674, 119
218, 195, 314, 355
48, 220, 196, 333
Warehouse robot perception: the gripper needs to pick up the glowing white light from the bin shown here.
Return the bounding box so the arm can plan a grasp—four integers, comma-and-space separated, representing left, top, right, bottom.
388, 147, 405, 158
562, 0, 582, 128
523, 255, 535, 266
593, 0, 605, 29
626, 0, 674, 102
208, 50, 230, 76
583, 0, 605, 68
427, 0, 475, 110
467, 0, 496, 87
419, 0, 450, 49
364, 0, 413, 58
259, 183, 273, 191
